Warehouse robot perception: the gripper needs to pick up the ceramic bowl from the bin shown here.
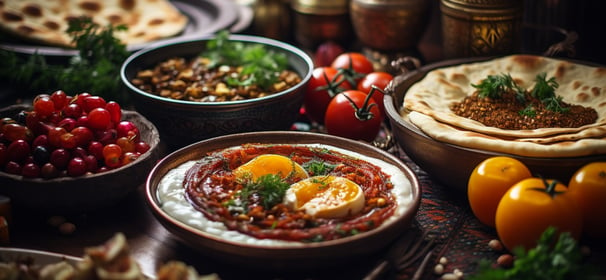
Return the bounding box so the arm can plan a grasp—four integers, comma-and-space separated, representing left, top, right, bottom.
120, 34, 314, 151
0, 105, 162, 214
144, 131, 421, 269
384, 57, 606, 193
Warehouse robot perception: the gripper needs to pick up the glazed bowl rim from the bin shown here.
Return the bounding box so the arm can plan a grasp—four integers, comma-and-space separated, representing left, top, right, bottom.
120, 34, 314, 107
144, 130, 421, 251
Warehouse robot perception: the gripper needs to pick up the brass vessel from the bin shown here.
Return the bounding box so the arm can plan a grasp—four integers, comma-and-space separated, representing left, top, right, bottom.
440, 0, 524, 58
291, 0, 354, 49
350, 0, 430, 52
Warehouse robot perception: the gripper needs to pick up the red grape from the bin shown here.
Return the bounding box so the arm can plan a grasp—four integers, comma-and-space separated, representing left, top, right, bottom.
71, 126, 93, 147
7, 139, 30, 163
87, 108, 111, 130
21, 162, 41, 178
105, 101, 122, 123
40, 163, 60, 179
50, 148, 70, 170
67, 157, 87, 177
33, 95, 55, 117
50, 90, 68, 110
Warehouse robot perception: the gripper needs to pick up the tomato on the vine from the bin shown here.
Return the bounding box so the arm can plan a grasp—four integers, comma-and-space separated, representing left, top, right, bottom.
467, 156, 531, 227
324, 89, 382, 142
567, 162, 606, 238
357, 71, 393, 118
303, 67, 352, 124
495, 178, 582, 252
331, 52, 374, 76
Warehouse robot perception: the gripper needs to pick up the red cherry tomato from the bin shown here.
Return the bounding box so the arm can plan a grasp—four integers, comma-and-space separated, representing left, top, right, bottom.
357, 71, 393, 118
303, 67, 352, 124
314, 41, 344, 67
331, 52, 374, 76
324, 90, 382, 142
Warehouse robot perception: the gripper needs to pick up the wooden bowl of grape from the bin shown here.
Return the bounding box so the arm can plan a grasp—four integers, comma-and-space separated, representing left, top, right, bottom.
0, 91, 162, 214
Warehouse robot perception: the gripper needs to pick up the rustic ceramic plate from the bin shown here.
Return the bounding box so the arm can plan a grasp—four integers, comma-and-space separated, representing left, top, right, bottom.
144, 131, 421, 269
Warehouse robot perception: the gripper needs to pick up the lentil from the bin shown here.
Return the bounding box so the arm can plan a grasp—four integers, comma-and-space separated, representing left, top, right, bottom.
131, 57, 302, 102
450, 90, 598, 130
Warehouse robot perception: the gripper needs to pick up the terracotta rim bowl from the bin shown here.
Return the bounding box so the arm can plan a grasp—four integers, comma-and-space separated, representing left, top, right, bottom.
384, 56, 606, 193
144, 131, 421, 269
120, 34, 314, 150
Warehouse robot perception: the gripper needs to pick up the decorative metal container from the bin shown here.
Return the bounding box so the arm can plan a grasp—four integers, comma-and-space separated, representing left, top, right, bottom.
350, 0, 430, 52
291, 0, 354, 49
440, 0, 524, 59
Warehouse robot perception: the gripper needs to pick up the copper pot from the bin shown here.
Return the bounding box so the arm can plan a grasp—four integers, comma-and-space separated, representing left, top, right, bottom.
350, 0, 430, 52
440, 0, 524, 59
291, 0, 354, 49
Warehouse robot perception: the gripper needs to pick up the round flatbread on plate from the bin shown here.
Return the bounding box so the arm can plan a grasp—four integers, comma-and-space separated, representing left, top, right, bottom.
401, 54, 606, 158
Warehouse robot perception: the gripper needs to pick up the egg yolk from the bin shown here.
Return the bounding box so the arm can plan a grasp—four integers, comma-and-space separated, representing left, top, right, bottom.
284, 175, 365, 218
233, 154, 308, 182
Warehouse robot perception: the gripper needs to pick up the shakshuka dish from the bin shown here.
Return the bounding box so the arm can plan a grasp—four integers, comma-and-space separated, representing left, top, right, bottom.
156, 143, 414, 245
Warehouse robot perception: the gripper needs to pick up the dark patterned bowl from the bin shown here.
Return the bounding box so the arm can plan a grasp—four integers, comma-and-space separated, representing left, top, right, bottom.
0, 105, 162, 214
120, 34, 313, 150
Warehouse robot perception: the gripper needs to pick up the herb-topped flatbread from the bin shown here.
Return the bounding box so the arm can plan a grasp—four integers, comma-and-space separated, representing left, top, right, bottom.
403, 55, 606, 138
401, 55, 606, 157
0, 0, 188, 47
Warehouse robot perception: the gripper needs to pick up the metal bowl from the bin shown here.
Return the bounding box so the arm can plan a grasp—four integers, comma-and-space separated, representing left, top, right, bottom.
384, 57, 606, 193
144, 131, 421, 269
120, 34, 314, 151
0, 105, 162, 214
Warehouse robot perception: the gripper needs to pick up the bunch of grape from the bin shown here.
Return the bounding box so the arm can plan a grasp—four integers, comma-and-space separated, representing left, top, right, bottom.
0, 90, 151, 178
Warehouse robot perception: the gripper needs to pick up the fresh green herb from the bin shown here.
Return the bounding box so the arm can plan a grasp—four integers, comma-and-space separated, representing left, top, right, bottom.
201, 30, 289, 90
235, 174, 290, 211
472, 72, 569, 114
0, 17, 130, 103
531, 73, 569, 113
531, 73, 559, 100
472, 73, 525, 100
303, 160, 336, 176
519, 104, 537, 117
468, 227, 598, 280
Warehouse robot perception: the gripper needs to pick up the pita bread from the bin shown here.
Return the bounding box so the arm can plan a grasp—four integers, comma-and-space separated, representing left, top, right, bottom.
403, 55, 606, 138
0, 0, 188, 47
407, 111, 606, 157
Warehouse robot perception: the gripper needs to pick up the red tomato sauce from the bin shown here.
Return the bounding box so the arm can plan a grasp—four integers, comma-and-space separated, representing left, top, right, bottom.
184, 144, 397, 242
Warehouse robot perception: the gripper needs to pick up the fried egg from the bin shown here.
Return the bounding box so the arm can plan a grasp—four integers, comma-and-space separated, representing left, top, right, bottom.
232, 154, 309, 182
284, 175, 365, 218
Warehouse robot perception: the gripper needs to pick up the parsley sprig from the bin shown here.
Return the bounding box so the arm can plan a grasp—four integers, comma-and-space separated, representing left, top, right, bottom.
232, 174, 290, 211
471, 72, 570, 114
0, 17, 130, 103
469, 227, 598, 280
201, 30, 289, 91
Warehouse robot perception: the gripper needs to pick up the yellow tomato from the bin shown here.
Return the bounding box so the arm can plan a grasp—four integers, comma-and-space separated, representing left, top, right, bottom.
568, 162, 606, 238
495, 178, 583, 252
467, 157, 531, 227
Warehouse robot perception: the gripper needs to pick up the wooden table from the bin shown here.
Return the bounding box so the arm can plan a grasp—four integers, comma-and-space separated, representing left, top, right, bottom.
6, 141, 606, 280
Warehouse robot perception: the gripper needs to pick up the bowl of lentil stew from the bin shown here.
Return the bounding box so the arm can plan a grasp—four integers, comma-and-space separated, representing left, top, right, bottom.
120, 33, 313, 150
384, 56, 606, 193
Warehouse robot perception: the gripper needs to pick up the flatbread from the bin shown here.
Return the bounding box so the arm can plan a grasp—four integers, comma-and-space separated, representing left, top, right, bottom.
403, 55, 606, 138
0, 0, 188, 47
407, 111, 606, 157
